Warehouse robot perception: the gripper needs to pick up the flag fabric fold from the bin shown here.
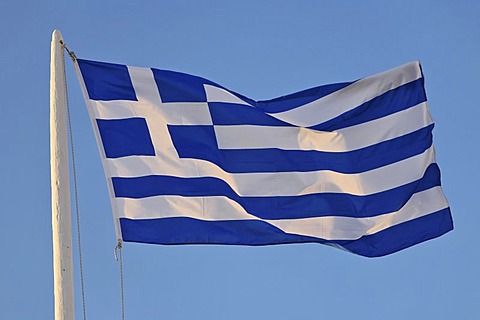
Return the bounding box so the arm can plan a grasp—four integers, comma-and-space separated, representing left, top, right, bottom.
75, 59, 452, 257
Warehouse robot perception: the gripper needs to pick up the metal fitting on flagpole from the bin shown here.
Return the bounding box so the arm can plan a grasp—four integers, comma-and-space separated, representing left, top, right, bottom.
60, 40, 77, 61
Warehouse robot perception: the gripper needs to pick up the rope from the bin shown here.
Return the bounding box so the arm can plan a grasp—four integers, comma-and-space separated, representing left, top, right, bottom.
61, 40, 87, 320
61, 39, 126, 320
115, 240, 126, 320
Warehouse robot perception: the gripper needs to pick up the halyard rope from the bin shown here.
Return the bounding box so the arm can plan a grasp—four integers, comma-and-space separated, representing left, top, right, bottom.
115, 240, 126, 320
61, 40, 87, 320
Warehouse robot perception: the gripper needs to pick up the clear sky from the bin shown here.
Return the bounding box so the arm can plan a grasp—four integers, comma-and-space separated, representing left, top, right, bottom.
1, 1, 479, 319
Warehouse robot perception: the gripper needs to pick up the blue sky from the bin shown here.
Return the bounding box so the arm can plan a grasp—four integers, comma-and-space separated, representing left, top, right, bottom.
1, 1, 479, 319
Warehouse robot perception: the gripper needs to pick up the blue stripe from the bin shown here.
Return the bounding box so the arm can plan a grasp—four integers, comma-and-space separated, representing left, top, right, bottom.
255, 81, 353, 113
77, 59, 137, 101
310, 78, 426, 131
113, 163, 441, 219
119, 208, 452, 257
168, 124, 434, 173
209, 102, 292, 126
120, 216, 324, 246
152, 68, 213, 103
335, 208, 453, 257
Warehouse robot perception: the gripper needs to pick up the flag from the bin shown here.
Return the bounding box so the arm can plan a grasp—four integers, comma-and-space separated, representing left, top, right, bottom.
75, 59, 453, 257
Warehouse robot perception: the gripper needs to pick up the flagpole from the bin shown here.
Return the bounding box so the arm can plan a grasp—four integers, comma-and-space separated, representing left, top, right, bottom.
50, 29, 75, 320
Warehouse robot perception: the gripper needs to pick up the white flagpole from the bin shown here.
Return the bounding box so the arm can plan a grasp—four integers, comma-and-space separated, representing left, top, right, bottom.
50, 29, 75, 320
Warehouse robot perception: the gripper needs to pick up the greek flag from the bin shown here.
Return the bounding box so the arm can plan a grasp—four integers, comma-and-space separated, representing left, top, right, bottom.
76, 59, 453, 257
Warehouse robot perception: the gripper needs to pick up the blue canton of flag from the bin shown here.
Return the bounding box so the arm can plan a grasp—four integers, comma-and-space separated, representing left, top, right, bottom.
75, 59, 453, 257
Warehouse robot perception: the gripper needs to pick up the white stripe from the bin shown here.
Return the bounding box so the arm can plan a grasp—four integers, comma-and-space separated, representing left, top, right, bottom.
271, 187, 448, 240
268, 62, 422, 127
90, 100, 139, 119
92, 100, 213, 125
117, 195, 259, 221
215, 102, 432, 152
154, 103, 213, 125
107, 145, 435, 197
205, 84, 252, 106
91, 101, 213, 125
116, 186, 448, 240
